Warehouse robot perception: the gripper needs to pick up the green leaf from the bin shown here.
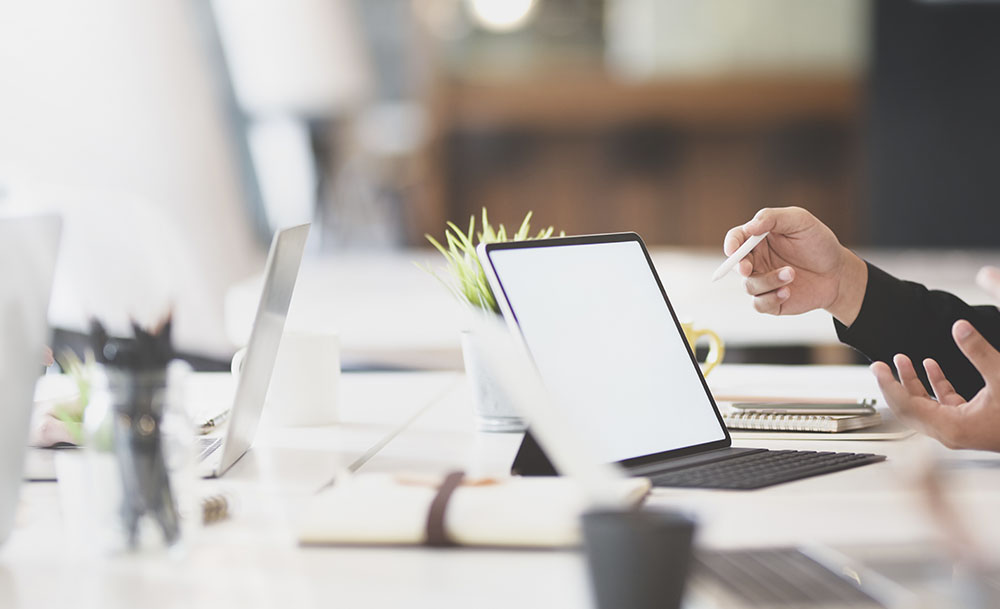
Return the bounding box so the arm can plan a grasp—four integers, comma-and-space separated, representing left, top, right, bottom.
515, 211, 533, 240
425, 234, 450, 258
415, 261, 469, 304
445, 231, 471, 261
481, 216, 496, 243
447, 221, 475, 252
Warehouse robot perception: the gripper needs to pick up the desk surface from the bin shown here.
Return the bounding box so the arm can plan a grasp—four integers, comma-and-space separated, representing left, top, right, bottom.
226, 248, 1000, 368
5, 365, 1000, 609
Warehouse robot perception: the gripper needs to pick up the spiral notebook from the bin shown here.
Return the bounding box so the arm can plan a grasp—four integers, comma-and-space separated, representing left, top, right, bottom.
722, 411, 883, 433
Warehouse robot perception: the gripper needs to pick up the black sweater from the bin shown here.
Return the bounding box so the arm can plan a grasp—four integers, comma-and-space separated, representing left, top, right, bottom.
834, 262, 1000, 401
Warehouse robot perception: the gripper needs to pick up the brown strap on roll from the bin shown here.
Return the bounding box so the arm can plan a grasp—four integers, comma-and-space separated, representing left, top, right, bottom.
425, 471, 465, 547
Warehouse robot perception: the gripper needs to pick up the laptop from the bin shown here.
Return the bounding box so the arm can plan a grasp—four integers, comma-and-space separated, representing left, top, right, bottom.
478, 232, 885, 490
0, 213, 61, 546
198, 223, 309, 478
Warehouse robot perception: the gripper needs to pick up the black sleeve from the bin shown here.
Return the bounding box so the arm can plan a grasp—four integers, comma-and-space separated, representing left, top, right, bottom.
834, 261, 1000, 400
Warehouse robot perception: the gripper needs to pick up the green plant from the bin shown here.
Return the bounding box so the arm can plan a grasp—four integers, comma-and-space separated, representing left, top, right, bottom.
52, 349, 96, 445
424, 208, 561, 314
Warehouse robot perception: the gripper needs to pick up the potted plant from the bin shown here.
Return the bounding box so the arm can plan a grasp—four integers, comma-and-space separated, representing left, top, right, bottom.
424, 208, 562, 432
34, 350, 96, 447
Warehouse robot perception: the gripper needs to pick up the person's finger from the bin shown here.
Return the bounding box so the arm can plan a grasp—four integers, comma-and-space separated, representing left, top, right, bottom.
723, 226, 750, 256
871, 361, 914, 408
751, 287, 790, 315
893, 353, 930, 398
952, 320, 1000, 386
741, 206, 813, 240
737, 258, 753, 277
871, 362, 951, 438
741, 208, 778, 238
976, 265, 1000, 301
923, 358, 962, 405
743, 267, 794, 297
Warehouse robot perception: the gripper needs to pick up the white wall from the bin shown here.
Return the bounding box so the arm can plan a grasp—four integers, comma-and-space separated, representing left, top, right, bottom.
0, 0, 262, 357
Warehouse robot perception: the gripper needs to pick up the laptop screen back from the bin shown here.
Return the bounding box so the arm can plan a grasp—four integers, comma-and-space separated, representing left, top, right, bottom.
482, 234, 728, 464
216, 223, 309, 475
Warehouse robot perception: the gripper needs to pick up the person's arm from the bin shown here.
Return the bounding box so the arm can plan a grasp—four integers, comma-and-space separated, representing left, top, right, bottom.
725, 207, 1000, 451
724, 207, 1000, 400
835, 263, 1000, 400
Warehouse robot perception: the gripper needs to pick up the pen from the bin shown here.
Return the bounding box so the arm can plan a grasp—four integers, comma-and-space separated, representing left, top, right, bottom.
199, 409, 230, 433
711, 232, 769, 282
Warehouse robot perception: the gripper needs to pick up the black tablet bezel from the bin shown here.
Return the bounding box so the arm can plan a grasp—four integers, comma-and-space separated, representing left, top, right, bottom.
481, 232, 733, 469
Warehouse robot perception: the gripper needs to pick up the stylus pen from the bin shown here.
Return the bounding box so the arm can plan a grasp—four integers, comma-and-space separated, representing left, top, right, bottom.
199, 409, 230, 433
711, 232, 769, 282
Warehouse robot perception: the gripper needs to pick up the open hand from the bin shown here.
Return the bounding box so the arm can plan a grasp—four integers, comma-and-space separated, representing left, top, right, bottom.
871, 320, 1000, 452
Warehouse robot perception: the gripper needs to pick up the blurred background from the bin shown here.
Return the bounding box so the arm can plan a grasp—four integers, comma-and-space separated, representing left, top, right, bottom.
2, 0, 999, 366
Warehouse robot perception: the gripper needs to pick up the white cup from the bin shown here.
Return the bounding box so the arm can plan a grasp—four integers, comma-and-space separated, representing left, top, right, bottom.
231, 330, 341, 427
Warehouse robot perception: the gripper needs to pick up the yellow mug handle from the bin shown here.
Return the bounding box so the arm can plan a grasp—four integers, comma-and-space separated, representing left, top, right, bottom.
686, 328, 725, 376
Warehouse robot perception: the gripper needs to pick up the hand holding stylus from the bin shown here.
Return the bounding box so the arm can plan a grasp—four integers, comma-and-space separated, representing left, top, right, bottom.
721, 207, 867, 325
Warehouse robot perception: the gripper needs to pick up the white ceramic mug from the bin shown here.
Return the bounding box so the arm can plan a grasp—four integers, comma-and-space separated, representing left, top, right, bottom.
232, 329, 341, 427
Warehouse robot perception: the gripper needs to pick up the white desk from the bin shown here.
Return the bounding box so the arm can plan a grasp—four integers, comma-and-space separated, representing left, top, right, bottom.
226, 248, 1000, 368
5, 366, 1000, 609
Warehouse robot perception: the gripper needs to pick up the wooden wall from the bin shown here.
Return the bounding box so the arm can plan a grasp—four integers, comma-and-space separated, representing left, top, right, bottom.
409, 74, 862, 247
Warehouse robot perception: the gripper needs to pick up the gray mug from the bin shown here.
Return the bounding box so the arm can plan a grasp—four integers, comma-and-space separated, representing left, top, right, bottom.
581, 508, 697, 609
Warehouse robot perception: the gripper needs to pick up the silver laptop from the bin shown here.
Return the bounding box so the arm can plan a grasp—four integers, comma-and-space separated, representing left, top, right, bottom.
0, 213, 61, 546
198, 223, 309, 478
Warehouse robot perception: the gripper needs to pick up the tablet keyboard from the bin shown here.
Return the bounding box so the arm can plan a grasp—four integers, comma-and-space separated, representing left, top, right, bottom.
649, 450, 885, 490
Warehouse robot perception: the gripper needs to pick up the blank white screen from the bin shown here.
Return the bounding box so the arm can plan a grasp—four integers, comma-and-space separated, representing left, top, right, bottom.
488, 240, 726, 463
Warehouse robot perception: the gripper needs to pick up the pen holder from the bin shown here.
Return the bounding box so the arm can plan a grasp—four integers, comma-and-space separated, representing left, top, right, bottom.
581, 508, 696, 609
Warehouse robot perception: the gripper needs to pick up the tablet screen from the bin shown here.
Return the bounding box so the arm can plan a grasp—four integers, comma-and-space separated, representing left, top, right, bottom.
485, 237, 727, 463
